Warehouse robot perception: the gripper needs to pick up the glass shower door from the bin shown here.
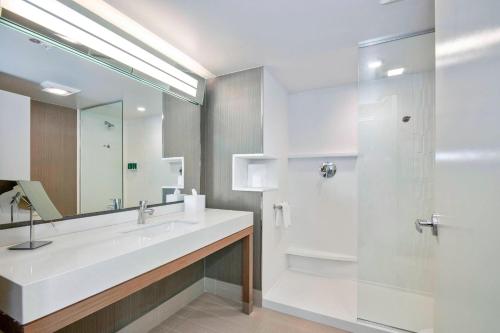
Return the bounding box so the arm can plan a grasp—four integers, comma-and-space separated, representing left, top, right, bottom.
357, 32, 436, 332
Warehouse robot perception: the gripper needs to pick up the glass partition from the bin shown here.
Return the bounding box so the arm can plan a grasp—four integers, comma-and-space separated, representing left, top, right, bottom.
357, 32, 436, 332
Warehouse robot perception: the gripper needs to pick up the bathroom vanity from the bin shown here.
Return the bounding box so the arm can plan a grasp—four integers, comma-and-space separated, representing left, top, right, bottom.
0, 208, 253, 333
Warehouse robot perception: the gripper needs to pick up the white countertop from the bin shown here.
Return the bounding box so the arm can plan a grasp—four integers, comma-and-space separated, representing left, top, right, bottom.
0, 208, 253, 324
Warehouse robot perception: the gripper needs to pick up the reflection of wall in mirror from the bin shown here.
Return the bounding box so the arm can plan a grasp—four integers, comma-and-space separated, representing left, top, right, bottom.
31, 100, 77, 216
0, 89, 30, 181
0, 89, 77, 221
123, 114, 165, 207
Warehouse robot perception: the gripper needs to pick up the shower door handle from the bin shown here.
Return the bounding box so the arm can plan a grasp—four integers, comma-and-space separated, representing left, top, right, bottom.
415, 214, 439, 236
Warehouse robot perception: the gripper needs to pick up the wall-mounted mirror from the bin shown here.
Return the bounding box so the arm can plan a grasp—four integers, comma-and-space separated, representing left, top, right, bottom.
0, 22, 201, 227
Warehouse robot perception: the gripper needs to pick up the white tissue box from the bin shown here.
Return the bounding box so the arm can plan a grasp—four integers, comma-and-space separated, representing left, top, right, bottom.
184, 195, 206, 215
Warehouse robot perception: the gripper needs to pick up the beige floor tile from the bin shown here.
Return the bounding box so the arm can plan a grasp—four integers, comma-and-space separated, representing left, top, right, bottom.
149, 294, 349, 333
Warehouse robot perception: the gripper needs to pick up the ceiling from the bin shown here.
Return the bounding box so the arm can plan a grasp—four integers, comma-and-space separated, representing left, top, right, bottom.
0, 25, 162, 119
104, 0, 434, 92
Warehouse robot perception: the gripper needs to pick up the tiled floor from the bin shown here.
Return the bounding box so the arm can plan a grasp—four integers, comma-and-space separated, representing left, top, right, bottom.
149, 293, 349, 333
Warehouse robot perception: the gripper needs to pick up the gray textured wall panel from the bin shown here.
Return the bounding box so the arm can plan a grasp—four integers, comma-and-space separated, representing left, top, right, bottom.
201, 67, 263, 290
162, 93, 201, 193
57, 261, 204, 333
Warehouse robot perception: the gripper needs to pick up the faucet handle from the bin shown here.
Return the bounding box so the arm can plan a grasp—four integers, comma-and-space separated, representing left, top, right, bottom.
139, 200, 148, 209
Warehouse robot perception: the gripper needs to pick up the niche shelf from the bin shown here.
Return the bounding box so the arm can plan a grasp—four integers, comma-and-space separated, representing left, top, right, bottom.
288, 151, 358, 159
232, 154, 278, 192
161, 156, 184, 189
286, 247, 357, 262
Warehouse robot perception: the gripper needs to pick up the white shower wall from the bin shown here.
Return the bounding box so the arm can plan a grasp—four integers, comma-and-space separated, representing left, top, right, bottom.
287, 84, 358, 261
261, 68, 290, 295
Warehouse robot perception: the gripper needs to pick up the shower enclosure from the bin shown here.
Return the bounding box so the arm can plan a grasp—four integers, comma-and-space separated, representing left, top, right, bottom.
357, 32, 436, 332
262, 31, 436, 333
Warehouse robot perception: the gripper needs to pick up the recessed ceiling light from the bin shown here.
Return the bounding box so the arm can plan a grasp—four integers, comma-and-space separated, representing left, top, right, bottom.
387, 68, 405, 77
40, 81, 80, 96
368, 60, 383, 69
137, 106, 146, 112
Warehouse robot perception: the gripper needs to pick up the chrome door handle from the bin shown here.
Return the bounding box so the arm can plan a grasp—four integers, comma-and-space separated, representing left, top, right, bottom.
415, 214, 439, 236
319, 162, 336, 178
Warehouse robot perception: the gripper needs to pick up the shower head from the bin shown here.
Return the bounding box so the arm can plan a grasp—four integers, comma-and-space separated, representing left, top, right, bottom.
104, 120, 115, 128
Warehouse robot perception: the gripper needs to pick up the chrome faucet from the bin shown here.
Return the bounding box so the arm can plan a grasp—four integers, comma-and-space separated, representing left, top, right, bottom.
108, 198, 122, 210
138, 200, 154, 224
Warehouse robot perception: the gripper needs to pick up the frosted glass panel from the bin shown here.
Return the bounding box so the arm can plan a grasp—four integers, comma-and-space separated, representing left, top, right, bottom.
80, 101, 123, 214
357, 33, 436, 332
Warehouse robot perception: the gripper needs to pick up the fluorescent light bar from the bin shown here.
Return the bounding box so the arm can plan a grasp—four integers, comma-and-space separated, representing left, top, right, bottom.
2, 0, 198, 97
27, 0, 198, 89
41, 81, 80, 96
368, 60, 383, 69
73, 0, 215, 80
387, 67, 405, 77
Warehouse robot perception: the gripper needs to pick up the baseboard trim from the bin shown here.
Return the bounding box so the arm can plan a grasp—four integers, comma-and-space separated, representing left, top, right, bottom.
203, 277, 262, 307
117, 279, 204, 333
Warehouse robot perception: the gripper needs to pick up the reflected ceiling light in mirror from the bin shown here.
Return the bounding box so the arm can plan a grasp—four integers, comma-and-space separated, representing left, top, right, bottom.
137, 106, 146, 112
1, 0, 198, 97
380, 0, 404, 4
41, 81, 80, 96
387, 67, 405, 77
368, 60, 383, 69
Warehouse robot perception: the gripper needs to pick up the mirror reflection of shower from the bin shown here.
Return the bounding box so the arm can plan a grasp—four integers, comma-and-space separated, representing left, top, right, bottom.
80, 101, 123, 213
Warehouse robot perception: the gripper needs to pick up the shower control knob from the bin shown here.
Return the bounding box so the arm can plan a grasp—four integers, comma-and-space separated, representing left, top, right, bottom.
319, 162, 336, 178
415, 214, 439, 236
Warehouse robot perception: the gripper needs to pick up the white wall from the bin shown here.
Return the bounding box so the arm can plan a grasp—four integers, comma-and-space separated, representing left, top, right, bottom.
261, 68, 289, 295
0, 89, 30, 180
288, 85, 358, 155
287, 84, 358, 258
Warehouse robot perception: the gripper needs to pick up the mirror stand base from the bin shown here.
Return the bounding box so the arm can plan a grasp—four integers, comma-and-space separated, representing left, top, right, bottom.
8, 240, 52, 250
